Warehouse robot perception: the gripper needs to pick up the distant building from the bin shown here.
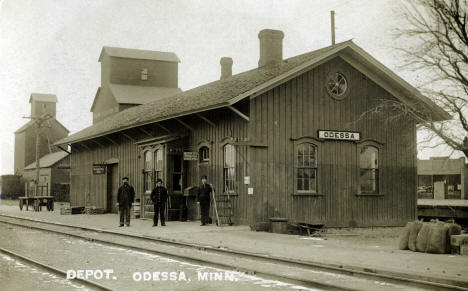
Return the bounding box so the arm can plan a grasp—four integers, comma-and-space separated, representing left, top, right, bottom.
14, 94, 69, 175
23, 151, 70, 201
90, 46, 182, 124
417, 157, 468, 200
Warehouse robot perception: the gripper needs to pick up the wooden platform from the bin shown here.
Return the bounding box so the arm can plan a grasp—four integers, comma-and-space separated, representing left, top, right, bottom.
418, 199, 468, 219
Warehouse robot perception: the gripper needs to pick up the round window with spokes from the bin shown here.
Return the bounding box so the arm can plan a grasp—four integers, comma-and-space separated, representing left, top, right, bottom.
326, 71, 349, 100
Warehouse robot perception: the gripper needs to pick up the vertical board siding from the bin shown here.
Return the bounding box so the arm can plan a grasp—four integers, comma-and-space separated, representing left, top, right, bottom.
249, 56, 416, 227
70, 108, 249, 224
70, 56, 416, 227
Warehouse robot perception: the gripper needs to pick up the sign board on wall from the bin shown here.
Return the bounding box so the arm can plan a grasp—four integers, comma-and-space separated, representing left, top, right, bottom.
92, 164, 106, 175
183, 152, 199, 161
318, 130, 360, 141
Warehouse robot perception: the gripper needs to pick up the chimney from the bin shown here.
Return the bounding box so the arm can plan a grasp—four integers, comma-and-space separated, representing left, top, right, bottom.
220, 57, 233, 80
258, 29, 284, 67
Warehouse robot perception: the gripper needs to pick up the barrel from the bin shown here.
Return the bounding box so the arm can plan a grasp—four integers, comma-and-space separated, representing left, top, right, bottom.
133, 198, 141, 219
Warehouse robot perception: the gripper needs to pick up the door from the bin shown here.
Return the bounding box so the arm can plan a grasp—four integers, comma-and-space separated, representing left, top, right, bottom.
107, 164, 119, 213
167, 154, 185, 220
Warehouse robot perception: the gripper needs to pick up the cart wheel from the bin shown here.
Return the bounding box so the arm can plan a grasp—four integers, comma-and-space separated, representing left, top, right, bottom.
50, 201, 54, 211
19, 200, 23, 211
26, 201, 29, 211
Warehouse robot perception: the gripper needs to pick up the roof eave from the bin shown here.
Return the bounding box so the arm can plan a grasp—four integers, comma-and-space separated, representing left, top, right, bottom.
54, 101, 231, 146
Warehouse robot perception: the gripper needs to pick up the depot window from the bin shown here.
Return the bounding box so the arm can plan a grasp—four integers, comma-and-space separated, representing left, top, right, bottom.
359, 145, 379, 194
223, 144, 236, 193
143, 150, 152, 192
295, 142, 318, 193
199, 146, 210, 162
153, 149, 163, 183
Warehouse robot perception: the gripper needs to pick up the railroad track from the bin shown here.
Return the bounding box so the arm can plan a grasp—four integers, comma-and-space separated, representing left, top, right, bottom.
0, 213, 467, 291
0, 247, 110, 291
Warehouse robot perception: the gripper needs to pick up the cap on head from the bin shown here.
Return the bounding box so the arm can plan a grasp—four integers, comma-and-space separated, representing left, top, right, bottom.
122, 177, 129, 181
201, 175, 207, 180
156, 178, 163, 184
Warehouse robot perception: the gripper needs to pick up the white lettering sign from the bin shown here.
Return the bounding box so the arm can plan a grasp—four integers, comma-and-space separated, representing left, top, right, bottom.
318, 130, 360, 141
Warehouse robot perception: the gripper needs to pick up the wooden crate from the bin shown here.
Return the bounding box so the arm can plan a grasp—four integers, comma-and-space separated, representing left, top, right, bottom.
461, 244, 468, 256
60, 207, 71, 215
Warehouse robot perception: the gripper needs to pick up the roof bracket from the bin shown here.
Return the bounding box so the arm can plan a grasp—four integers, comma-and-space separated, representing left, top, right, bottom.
175, 118, 195, 131
196, 113, 216, 127
228, 105, 249, 121
156, 123, 171, 134
137, 127, 153, 138
121, 132, 136, 142
104, 136, 119, 146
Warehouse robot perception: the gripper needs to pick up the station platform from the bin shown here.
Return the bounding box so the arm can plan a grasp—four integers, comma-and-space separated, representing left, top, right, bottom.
1, 200, 467, 287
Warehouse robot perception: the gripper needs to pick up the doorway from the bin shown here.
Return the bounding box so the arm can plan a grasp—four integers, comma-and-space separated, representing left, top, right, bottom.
107, 163, 119, 213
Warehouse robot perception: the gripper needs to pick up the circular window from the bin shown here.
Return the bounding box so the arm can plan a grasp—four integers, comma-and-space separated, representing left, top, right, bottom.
326, 72, 349, 100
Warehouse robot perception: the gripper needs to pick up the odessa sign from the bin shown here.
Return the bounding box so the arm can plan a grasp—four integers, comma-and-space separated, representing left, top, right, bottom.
318, 130, 360, 141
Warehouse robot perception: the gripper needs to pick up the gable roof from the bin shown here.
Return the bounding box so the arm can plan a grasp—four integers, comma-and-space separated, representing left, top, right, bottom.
24, 151, 69, 170
29, 93, 57, 103
99, 46, 180, 63
110, 84, 182, 105
56, 40, 450, 146
15, 118, 70, 134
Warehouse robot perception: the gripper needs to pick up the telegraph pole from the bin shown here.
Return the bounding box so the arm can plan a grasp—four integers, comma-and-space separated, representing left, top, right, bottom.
23, 112, 52, 197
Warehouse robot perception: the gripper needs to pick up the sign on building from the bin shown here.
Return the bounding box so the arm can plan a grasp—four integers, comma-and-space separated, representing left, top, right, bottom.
183, 152, 199, 161
318, 130, 360, 141
92, 164, 106, 175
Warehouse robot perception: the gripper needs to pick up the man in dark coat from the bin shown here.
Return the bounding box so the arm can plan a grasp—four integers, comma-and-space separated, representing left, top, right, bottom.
197, 175, 212, 226
151, 179, 168, 226
117, 177, 135, 227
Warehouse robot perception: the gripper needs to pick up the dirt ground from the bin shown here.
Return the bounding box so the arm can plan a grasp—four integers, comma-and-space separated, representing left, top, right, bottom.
1, 199, 467, 286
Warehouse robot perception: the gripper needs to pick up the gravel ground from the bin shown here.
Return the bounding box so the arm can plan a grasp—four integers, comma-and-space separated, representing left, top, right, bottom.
0, 223, 324, 291
1, 199, 467, 285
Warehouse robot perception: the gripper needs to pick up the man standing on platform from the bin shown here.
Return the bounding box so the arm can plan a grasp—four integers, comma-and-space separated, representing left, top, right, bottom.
197, 175, 212, 226
117, 177, 135, 227
151, 179, 168, 226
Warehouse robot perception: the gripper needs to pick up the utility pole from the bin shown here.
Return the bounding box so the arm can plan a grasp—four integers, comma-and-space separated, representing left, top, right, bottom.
331, 10, 336, 45
23, 112, 52, 198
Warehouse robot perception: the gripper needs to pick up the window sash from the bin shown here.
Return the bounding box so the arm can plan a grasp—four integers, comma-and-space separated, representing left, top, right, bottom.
359, 168, 379, 194
359, 145, 380, 194
223, 167, 235, 192
295, 143, 318, 193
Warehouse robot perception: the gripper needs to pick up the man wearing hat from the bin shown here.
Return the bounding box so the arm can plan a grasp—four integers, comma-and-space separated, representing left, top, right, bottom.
151, 178, 168, 226
197, 175, 212, 226
117, 177, 135, 227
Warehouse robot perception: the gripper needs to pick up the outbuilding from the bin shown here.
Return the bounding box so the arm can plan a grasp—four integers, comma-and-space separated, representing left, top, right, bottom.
55, 29, 449, 227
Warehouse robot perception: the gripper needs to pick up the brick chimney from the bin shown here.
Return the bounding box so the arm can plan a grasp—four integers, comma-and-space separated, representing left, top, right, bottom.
220, 57, 233, 80
258, 29, 284, 67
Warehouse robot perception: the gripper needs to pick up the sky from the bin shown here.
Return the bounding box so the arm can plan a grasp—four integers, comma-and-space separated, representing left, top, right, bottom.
0, 0, 464, 175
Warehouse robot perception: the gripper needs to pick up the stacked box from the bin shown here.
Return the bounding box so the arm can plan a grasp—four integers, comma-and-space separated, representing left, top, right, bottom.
60, 207, 71, 215
461, 244, 468, 256
450, 234, 468, 254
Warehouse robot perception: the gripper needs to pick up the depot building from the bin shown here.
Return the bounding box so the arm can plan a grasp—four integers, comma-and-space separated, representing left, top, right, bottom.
55, 29, 449, 227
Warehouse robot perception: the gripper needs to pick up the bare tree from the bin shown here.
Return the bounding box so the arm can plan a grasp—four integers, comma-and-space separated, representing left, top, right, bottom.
387, 0, 468, 156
